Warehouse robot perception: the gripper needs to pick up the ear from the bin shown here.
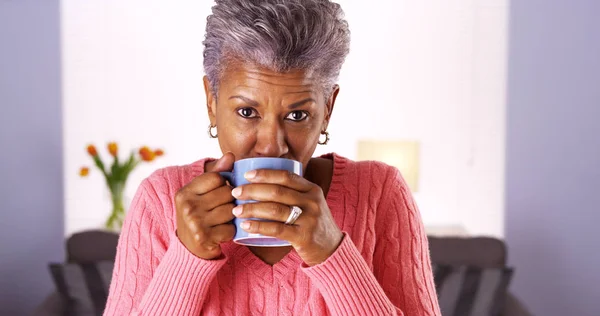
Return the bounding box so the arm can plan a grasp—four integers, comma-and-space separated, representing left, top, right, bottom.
321, 84, 340, 132
204, 76, 218, 125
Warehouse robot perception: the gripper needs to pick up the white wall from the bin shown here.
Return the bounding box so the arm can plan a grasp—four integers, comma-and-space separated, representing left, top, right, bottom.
62, 0, 507, 237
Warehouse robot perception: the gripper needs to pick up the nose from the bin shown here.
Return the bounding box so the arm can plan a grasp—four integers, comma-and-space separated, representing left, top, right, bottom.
254, 118, 289, 157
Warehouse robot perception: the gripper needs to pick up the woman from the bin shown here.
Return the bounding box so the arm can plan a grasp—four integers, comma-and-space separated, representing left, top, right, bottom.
104, 0, 440, 315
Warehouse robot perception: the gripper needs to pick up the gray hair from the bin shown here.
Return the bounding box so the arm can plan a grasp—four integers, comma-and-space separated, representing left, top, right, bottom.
203, 0, 351, 97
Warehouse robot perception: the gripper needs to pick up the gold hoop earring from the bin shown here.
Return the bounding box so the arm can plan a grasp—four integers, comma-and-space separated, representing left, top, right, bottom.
318, 130, 330, 145
208, 124, 218, 138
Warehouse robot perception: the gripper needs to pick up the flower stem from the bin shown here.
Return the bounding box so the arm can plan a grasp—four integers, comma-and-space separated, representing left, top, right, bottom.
106, 181, 126, 231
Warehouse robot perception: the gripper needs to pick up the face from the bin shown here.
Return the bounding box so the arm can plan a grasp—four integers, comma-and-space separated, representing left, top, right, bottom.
204, 62, 339, 170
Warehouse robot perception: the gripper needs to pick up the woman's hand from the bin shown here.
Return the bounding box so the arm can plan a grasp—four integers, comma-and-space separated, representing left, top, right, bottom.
231, 169, 343, 266
175, 153, 236, 260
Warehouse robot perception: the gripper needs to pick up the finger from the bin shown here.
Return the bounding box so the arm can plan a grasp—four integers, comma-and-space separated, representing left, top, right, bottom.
181, 152, 235, 195
232, 202, 291, 223
203, 203, 235, 227
240, 220, 297, 243
183, 172, 228, 195
208, 223, 236, 244
212, 152, 235, 172
195, 185, 235, 212
232, 183, 305, 207
243, 169, 312, 192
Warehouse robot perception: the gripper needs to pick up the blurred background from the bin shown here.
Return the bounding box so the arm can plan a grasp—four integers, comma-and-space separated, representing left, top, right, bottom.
0, 0, 598, 315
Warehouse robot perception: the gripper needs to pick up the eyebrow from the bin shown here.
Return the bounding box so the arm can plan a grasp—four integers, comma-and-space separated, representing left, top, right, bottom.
229, 95, 259, 107
288, 98, 316, 109
229, 96, 316, 109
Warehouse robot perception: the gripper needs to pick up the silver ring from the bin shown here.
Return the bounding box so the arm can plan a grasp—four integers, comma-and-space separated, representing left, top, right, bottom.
285, 206, 303, 225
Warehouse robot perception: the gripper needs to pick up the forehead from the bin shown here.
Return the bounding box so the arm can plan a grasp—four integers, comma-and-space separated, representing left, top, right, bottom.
219, 62, 322, 97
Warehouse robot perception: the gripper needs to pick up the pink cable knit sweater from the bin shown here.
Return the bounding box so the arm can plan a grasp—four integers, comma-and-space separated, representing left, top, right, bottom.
104, 153, 440, 315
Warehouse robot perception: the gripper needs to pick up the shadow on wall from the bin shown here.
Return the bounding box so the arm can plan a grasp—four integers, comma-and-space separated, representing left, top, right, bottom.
0, 1, 64, 314
506, 0, 600, 315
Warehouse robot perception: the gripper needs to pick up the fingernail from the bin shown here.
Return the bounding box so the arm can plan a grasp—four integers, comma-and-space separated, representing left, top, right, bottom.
231, 187, 242, 198
245, 170, 257, 179
232, 205, 243, 216
241, 221, 251, 230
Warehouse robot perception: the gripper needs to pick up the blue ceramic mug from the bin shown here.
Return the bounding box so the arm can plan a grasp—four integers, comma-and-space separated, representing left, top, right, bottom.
220, 157, 303, 247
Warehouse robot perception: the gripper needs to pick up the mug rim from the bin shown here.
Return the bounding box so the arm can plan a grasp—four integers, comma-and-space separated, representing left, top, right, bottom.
234, 157, 301, 164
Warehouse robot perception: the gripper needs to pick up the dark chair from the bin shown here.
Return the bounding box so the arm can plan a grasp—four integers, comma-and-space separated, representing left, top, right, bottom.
35, 231, 532, 316
33, 230, 120, 316
428, 236, 533, 316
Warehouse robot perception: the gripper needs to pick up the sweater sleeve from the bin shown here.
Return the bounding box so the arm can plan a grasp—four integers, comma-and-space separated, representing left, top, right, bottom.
301, 232, 398, 315
372, 167, 441, 315
103, 179, 227, 316
301, 166, 440, 316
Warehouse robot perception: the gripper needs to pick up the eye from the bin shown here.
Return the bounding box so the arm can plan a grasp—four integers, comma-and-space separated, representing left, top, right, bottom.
285, 110, 309, 122
237, 107, 258, 118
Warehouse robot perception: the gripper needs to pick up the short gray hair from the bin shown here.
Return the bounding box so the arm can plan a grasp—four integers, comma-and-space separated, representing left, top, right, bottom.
203, 0, 351, 96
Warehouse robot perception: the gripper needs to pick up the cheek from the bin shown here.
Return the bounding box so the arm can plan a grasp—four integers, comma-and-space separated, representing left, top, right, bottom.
216, 118, 256, 156
226, 132, 254, 154
287, 128, 320, 158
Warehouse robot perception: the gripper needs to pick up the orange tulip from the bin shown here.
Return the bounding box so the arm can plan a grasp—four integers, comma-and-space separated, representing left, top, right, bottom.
87, 145, 98, 156
154, 149, 164, 157
79, 167, 90, 177
139, 146, 156, 162
139, 146, 150, 156
108, 142, 118, 157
